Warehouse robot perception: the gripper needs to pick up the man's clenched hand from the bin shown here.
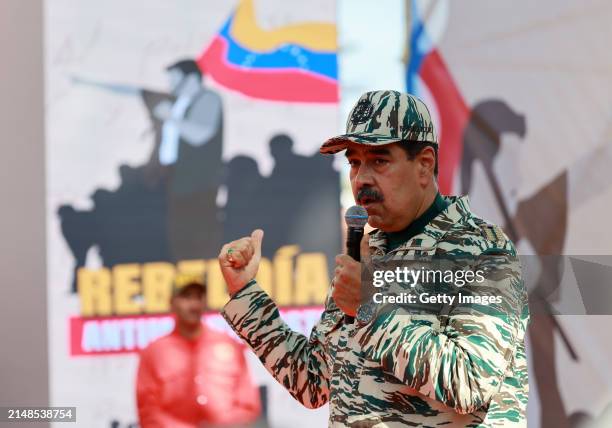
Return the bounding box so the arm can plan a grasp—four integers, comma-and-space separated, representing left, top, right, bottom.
219, 229, 264, 297
332, 234, 371, 317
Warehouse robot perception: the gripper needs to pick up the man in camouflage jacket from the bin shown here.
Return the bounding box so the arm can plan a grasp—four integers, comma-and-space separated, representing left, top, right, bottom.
218, 91, 530, 427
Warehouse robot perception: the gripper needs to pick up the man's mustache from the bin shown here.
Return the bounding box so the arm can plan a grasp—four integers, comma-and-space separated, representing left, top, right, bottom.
357, 187, 384, 203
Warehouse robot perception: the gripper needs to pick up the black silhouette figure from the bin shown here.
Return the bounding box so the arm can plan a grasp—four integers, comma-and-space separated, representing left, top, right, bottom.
461, 99, 574, 428
223, 134, 341, 272
223, 155, 267, 241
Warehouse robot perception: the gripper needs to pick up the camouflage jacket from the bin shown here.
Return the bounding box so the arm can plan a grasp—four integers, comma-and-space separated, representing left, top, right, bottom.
222, 196, 529, 427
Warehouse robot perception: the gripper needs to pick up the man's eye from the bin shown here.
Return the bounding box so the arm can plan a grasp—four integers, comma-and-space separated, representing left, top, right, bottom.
348, 159, 359, 167
374, 159, 388, 166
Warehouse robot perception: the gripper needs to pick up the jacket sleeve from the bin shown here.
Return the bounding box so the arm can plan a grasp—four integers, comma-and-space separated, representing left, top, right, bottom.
372, 252, 529, 414
221, 281, 341, 409
230, 345, 263, 424
136, 348, 165, 428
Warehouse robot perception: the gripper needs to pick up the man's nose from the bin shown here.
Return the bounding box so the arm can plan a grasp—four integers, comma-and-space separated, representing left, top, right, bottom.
354, 163, 375, 188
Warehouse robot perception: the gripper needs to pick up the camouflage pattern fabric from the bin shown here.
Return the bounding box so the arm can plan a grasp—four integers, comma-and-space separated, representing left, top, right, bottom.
222, 196, 529, 427
319, 90, 437, 155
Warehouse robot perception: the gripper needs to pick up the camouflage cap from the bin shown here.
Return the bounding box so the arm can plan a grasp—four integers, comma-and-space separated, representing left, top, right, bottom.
319, 90, 437, 154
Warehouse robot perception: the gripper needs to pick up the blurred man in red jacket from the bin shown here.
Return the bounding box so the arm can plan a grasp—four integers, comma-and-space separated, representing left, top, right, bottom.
136, 276, 262, 427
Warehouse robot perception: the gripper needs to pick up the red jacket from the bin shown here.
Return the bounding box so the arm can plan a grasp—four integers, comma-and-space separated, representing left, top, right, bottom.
136, 325, 261, 427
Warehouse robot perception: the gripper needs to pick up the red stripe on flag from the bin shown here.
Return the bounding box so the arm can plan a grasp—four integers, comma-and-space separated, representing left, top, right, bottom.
198, 36, 338, 103
420, 49, 469, 194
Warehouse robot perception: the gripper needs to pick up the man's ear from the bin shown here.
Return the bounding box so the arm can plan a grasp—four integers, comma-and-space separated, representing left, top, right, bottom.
418, 146, 436, 181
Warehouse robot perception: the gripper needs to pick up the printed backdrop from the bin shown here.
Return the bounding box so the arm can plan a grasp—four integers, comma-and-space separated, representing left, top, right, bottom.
46, 1, 612, 427
46, 0, 337, 426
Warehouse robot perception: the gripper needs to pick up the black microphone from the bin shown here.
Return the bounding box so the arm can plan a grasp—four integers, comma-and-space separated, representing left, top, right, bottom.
343, 205, 368, 323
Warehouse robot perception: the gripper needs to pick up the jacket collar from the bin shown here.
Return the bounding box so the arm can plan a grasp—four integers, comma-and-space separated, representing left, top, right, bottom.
368, 195, 471, 256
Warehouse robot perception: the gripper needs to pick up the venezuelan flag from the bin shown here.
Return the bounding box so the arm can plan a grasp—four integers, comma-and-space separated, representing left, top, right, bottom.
197, 0, 338, 103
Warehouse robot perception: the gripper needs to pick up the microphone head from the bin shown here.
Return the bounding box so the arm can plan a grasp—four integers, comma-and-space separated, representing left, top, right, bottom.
345, 205, 368, 229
